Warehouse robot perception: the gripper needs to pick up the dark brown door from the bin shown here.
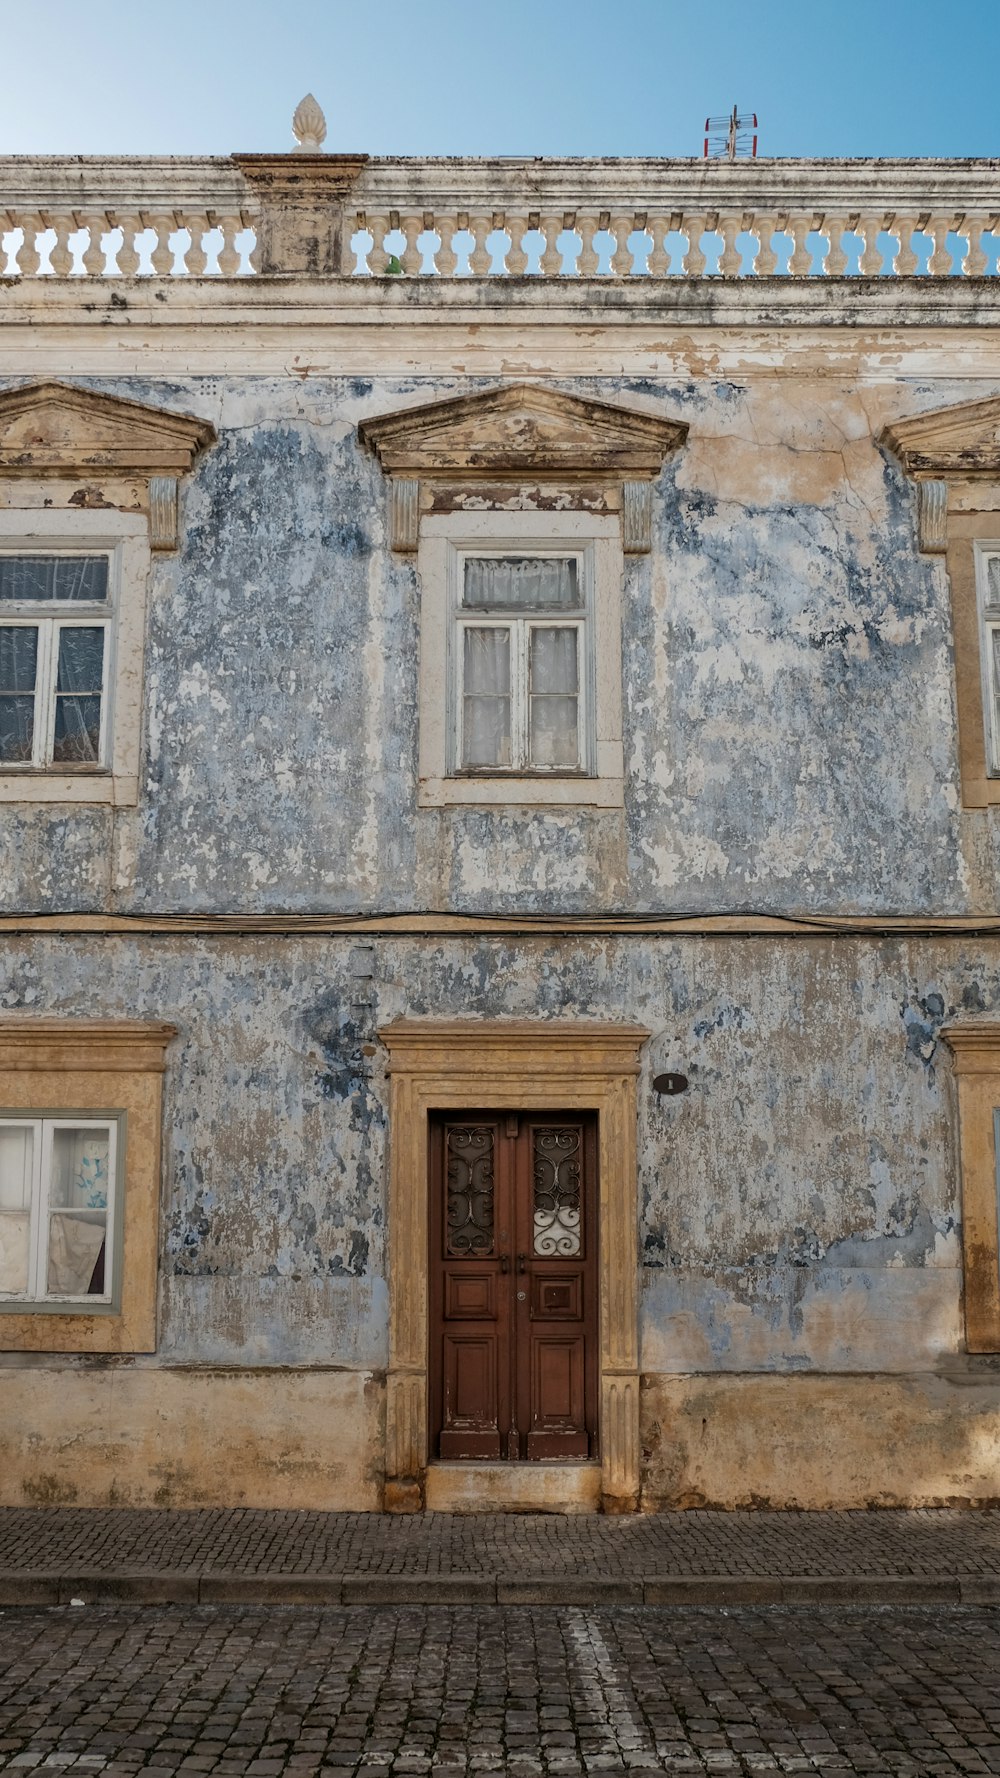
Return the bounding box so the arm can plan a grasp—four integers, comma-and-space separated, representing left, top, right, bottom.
429, 1111, 598, 1461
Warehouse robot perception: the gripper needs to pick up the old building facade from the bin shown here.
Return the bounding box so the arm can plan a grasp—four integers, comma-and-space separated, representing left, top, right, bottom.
3, 121, 1000, 1510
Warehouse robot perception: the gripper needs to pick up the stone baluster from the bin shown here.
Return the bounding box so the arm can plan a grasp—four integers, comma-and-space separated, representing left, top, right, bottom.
365, 214, 389, 274
786, 214, 811, 276
16, 213, 42, 276
647, 213, 671, 277
718, 214, 742, 277
822, 216, 847, 276
540, 214, 566, 276
79, 215, 107, 277
608, 213, 635, 276
185, 215, 210, 276
576, 213, 600, 276
44, 213, 74, 277
928, 216, 954, 276
505, 215, 529, 275
469, 216, 492, 276
858, 214, 884, 276
400, 214, 423, 275
752, 215, 777, 276
889, 216, 919, 276
962, 215, 988, 277
435, 215, 458, 277
112, 214, 141, 277
146, 215, 175, 277
216, 215, 243, 277
682, 216, 707, 277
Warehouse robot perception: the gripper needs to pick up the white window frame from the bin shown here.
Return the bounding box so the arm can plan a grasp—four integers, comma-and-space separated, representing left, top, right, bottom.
976, 541, 1000, 776
0, 1113, 122, 1312
0, 510, 150, 805
418, 511, 624, 808
452, 547, 593, 777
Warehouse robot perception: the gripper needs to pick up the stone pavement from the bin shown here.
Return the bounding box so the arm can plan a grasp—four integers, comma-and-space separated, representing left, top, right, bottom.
2, 1509, 1000, 1606
4, 1601, 1000, 1776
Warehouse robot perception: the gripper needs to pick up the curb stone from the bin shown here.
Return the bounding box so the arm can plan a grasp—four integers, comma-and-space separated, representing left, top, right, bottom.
0, 1569, 989, 1608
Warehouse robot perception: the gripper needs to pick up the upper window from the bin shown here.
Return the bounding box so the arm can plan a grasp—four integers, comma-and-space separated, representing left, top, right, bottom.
0, 1115, 120, 1309
453, 551, 593, 777
976, 546, 1000, 776
0, 553, 113, 774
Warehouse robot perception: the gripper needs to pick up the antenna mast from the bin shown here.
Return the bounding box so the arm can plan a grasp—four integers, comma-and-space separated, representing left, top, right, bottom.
703, 105, 758, 161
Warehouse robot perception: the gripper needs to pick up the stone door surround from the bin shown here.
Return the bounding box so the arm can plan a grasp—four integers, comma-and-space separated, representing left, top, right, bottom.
378, 1018, 648, 1513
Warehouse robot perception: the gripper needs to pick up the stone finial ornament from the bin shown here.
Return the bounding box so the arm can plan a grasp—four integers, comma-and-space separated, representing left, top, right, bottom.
292, 94, 327, 153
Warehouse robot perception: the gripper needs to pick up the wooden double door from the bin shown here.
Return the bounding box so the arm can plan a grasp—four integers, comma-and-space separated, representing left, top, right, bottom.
429, 1110, 599, 1461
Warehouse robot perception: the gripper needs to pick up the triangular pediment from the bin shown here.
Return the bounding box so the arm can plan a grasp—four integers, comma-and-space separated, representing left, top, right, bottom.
881, 394, 1000, 478
0, 382, 217, 477
359, 385, 686, 480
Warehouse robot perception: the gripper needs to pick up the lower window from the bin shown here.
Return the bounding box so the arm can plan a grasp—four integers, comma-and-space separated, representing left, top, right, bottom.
0, 1115, 121, 1308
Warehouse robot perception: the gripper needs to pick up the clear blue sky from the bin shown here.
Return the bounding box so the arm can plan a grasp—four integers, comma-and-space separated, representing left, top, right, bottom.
2, 0, 998, 159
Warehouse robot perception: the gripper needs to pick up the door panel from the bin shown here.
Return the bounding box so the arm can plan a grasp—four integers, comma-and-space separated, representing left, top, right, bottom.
430, 1110, 598, 1463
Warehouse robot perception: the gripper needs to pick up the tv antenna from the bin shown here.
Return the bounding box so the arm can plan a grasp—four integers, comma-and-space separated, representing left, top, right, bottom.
703, 105, 758, 161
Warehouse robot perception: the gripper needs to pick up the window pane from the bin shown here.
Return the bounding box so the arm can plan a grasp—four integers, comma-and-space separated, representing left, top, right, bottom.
992, 628, 1000, 770
0, 625, 38, 690
49, 1127, 110, 1210
0, 1125, 33, 1295
529, 628, 580, 769
53, 626, 105, 764
464, 557, 580, 611
462, 627, 511, 768
0, 556, 108, 603
0, 627, 38, 763
47, 1128, 111, 1300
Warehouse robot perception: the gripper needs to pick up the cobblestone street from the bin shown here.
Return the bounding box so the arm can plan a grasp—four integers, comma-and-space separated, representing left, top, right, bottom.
2, 1604, 1000, 1777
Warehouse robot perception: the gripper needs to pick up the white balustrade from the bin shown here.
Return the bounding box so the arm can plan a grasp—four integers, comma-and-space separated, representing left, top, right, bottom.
2, 156, 999, 282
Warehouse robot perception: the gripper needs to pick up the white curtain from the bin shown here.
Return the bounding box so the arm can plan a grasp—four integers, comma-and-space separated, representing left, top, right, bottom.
529, 627, 579, 768
0, 555, 108, 603
464, 557, 579, 611
52, 626, 104, 764
462, 627, 511, 767
0, 626, 37, 763
0, 1214, 30, 1293
47, 1215, 107, 1296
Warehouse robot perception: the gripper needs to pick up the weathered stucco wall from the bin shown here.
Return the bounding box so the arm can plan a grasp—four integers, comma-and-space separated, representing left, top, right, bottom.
0, 929, 997, 1503
0, 364, 997, 917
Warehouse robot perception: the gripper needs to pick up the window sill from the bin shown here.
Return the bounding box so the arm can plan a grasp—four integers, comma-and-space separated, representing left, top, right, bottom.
0, 773, 138, 806
419, 774, 624, 809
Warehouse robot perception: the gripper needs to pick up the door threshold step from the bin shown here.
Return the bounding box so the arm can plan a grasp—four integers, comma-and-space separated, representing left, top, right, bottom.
425, 1461, 602, 1514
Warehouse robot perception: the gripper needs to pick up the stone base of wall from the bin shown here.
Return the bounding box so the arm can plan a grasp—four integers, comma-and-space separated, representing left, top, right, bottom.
641, 1371, 1000, 1508
0, 1368, 383, 1509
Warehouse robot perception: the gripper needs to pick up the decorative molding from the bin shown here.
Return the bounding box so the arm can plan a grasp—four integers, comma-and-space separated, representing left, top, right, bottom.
378, 1017, 648, 1513
881, 393, 1000, 480
0, 1018, 176, 1074
9, 910, 1000, 938
622, 479, 652, 553
941, 1021, 1000, 1354
359, 384, 686, 482
390, 477, 420, 552
0, 381, 216, 478
917, 479, 948, 554
148, 475, 178, 552
292, 94, 327, 154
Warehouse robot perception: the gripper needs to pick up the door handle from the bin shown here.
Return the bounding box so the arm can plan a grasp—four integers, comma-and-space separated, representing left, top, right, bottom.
517, 1253, 527, 1274
499, 1254, 510, 1274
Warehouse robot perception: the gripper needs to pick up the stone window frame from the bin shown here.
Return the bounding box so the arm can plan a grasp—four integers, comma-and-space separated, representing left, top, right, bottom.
0, 1019, 175, 1354
881, 395, 1000, 808
0, 511, 150, 805
0, 380, 215, 807
358, 384, 686, 811
420, 511, 623, 807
